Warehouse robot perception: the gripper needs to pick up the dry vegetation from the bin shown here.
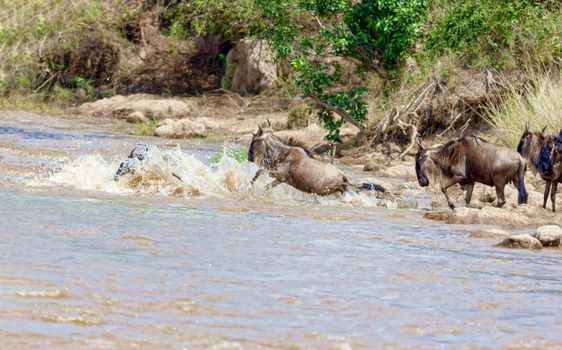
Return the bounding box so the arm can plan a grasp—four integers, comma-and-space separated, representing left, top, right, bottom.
0, 1, 135, 93
1, 0, 561, 147
484, 71, 562, 147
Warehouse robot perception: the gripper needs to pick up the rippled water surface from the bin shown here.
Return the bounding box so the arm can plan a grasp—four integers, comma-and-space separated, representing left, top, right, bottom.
1, 110, 562, 349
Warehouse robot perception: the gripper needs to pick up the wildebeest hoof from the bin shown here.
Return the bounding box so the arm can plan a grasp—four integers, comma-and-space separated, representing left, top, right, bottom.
448, 203, 455, 210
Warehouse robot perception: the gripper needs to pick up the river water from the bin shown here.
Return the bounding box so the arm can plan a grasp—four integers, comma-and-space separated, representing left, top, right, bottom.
1, 110, 561, 349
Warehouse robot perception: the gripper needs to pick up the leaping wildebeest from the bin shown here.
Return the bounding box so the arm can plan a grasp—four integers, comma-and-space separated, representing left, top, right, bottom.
247, 121, 385, 196
415, 136, 527, 210
517, 123, 561, 211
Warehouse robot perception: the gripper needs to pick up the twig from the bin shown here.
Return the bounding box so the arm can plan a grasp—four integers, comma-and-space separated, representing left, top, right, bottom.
398, 122, 418, 159
306, 95, 366, 140
437, 111, 463, 137
34, 73, 57, 93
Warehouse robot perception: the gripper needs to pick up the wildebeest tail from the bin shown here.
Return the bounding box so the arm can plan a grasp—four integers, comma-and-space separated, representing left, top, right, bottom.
352, 182, 386, 193
517, 160, 528, 204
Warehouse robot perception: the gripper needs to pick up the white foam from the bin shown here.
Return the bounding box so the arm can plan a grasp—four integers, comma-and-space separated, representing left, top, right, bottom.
28, 145, 393, 208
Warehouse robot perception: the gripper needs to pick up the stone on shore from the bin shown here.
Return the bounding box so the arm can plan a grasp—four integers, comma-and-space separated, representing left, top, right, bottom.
154, 118, 206, 138
469, 229, 509, 239
495, 234, 542, 250
377, 164, 416, 179
112, 99, 191, 120
532, 225, 562, 247
424, 206, 529, 228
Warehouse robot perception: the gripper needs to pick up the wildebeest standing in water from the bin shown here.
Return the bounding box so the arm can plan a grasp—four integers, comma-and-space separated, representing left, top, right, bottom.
517, 124, 561, 211
415, 136, 527, 209
247, 121, 385, 196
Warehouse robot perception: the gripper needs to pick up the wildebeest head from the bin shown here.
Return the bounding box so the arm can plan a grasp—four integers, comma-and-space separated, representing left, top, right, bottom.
114, 142, 150, 180
247, 120, 274, 163
517, 123, 546, 156
555, 128, 562, 154
415, 137, 431, 187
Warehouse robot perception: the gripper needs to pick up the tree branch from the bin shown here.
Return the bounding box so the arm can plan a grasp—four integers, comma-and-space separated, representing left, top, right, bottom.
306, 95, 366, 141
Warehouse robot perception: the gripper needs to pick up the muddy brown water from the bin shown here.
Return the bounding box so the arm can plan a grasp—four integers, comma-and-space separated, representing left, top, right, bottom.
1, 110, 562, 349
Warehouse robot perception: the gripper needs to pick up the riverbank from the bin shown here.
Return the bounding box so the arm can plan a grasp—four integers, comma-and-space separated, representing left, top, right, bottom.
2, 107, 560, 234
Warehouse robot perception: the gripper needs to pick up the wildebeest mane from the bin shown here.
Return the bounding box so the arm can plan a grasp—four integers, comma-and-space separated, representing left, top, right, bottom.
275, 135, 317, 159
430, 136, 487, 173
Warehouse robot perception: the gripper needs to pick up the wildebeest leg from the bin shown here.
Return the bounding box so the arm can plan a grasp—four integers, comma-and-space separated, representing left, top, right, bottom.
441, 176, 464, 210
250, 169, 264, 185
465, 182, 475, 207
543, 181, 551, 209
551, 181, 557, 212
495, 185, 506, 208
265, 179, 281, 191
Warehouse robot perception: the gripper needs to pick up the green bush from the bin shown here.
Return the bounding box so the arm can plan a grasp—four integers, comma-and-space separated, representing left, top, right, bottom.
425, 0, 562, 68
209, 148, 248, 163
346, 0, 427, 68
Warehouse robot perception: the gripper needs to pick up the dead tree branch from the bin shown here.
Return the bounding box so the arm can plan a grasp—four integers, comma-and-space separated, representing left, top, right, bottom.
306, 95, 366, 142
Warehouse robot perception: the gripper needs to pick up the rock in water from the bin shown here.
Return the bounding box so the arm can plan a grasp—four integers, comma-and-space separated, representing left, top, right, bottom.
532, 225, 562, 247
469, 229, 509, 239
495, 234, 542, 250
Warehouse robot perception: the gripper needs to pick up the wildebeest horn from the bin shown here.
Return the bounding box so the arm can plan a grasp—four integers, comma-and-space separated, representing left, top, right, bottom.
258, 124, 263, 133
542, 125, 547, 133
416, 137, 424, 150
525, 121, 531, 132
267, 119, 272, 128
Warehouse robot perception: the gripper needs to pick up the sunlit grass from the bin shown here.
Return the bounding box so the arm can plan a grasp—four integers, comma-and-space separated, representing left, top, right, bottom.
483, 71, 562, 148
131, 118, 159, 136
209, 148, 248, 164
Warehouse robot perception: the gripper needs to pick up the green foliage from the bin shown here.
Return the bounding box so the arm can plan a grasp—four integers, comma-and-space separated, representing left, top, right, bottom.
0, 28, 18, 44
221, 63, 237, 90
132, 118, 159, 136
74, 76, 95, 100
161, 0, 260, 40
209, 148, 248, 163
255, 0, 429, 140
76, 3, 101, 23
287, 102, 313, 129
425, 0, 562, 68
346, 0, 427, 68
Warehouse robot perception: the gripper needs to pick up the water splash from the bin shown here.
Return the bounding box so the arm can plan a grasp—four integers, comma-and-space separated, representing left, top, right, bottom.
28, 145, 393, 208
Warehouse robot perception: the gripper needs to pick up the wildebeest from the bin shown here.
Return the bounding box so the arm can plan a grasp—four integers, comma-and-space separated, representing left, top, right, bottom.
114, 142, 182, 182
537, 127, 562, 212
517, 124, 561, 211
248, 121, 385, 196
415, 136, 527, 209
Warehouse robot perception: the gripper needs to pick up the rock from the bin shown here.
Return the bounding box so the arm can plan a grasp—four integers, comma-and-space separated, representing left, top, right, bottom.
126, 111, 149, 123
495, 234, 542, 250
397, 197, 418, 209
532, 225, 562, 247
74, 94, 150, 117
378, 164, 416, 179
424, 206, 530, 228
113, 99, 191, 121
223, 39, 277, 95
469, 229, 509, 239
363, 161, 381, 172
154, 118, 206, 138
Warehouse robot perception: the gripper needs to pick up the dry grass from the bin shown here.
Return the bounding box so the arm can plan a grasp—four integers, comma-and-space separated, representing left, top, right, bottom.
0, 0, 138, 92
483, 71, 562, 148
